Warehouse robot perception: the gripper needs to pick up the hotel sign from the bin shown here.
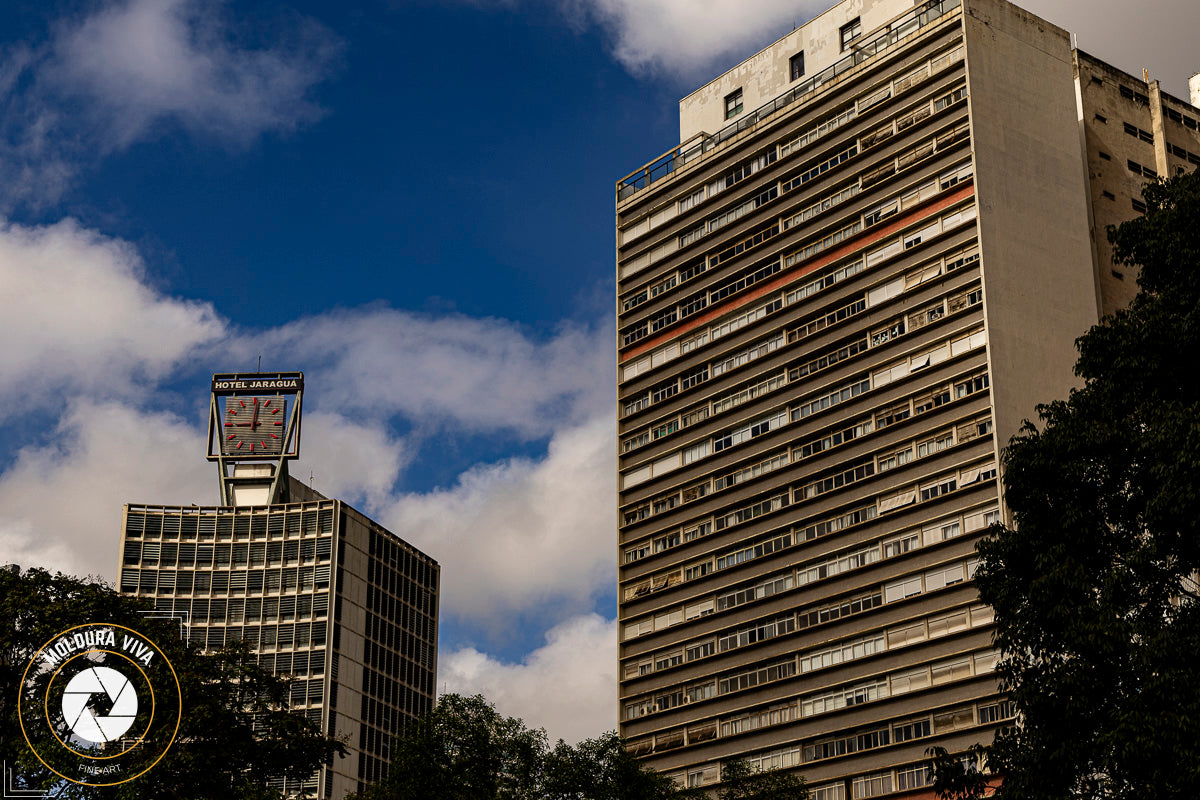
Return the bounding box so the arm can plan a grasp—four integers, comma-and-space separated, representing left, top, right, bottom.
211, 376, 303, 393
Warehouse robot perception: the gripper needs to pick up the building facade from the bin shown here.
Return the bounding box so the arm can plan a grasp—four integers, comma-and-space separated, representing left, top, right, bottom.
118, 376, 439, 799
614, 0, 1199, 795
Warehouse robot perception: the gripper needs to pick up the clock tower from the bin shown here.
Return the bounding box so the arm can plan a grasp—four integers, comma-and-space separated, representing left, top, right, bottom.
121, 369, 438, 798
206, 371, 303, 506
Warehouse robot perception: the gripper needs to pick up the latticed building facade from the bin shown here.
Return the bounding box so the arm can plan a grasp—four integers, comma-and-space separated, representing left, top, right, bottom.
615, 0, 1200, 795
119, 481, 438, 798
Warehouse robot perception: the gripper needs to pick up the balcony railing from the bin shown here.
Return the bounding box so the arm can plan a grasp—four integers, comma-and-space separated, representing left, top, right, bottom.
615, 0, 962, 202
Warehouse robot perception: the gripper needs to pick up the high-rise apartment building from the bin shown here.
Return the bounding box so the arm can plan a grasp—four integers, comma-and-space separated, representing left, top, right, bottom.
614, 0, 1200, 795
117, 373, 439, 799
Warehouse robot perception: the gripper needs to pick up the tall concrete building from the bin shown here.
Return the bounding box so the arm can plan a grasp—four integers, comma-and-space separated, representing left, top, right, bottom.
117, 373, 439, 799
614, 0, 1200, 795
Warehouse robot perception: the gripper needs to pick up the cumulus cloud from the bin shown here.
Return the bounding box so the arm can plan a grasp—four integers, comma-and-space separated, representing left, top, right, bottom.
0, 0, 339, 208
379, 413, 617, 628
45, 0, 339, 149
293, 411, 411, 509
570, 0, 813, 79
0, 217, 223, 413
0, 213, 618, 716
0, 401, 213, 579
519, 0, 1200, 92
442, 613, 618, 743
0, 213, 617, 633
254, 308, 613, 437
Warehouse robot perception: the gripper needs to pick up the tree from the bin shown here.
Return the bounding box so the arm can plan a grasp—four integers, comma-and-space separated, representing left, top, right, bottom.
353, 693, 812, 800
116, 640, 346, 800
934, 171, 1200, 799
348, 695, 811, 800
714, 759, 808, 800
543, 732, 682, 800
351, 694, 685, 800
0, 566, 343, 798
352, 693, 547, 800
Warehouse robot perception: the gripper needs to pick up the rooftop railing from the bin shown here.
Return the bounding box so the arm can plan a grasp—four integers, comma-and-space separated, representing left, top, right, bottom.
616, 0, 962, 203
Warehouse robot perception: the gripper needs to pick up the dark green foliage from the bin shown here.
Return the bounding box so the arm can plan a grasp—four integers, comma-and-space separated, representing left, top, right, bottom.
927, 746, 990, 800
0, 566, 153, 793
350, 694, 681, 800
0, 567, 343, 799
351, 693, 547, 800
352, 694, 808, 800
934, 172, 1200, 800
543, 732, 682, 800
715, 759, 808, 800
120, 639, 346, 800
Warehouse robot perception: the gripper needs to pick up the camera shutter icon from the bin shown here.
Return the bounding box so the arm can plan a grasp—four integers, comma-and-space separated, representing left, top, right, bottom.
61, 666, 139, 743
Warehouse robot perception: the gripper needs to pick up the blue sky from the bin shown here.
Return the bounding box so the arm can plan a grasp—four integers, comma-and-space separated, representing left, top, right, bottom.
1, 0, 1197, 744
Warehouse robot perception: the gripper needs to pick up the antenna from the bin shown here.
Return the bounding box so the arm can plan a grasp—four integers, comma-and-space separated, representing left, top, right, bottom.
257, 355, 262, 372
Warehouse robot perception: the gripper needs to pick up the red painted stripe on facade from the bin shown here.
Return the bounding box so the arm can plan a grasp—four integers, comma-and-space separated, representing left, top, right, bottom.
620, 183, 975, 363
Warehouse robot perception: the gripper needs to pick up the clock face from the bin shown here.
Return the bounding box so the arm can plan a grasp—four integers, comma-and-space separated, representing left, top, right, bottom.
221, 395, 286, 455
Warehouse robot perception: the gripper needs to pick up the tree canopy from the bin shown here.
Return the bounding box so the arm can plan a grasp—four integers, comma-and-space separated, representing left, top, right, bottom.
934, 171, 1200, 799
350, 693, 808, 800
0, 566, 343, 799
711, 759, 808, 800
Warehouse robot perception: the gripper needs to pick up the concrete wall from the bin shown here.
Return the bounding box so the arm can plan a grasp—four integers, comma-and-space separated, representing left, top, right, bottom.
678, 0, 912, 142
962, 0, 1098, 465
1076, 52, 1200, 317
330, 504, 366, 800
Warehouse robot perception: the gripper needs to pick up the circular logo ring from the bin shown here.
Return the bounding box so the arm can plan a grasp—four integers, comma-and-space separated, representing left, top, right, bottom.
17, 623, 182, 787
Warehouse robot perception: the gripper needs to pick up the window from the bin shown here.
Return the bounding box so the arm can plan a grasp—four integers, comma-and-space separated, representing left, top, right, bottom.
1128, 159, 1157, 179
897, 764, 932, 791
1132, 198, 1147, 213
893, 718, 932, 743
790, 51, 805, 81
1118, 85, 1149, 105
1123, 122, 1154, 143
979, 699, 1015, 724
725, 89, 744, 120
840, 18, 862, 51
852, 771, 892, 799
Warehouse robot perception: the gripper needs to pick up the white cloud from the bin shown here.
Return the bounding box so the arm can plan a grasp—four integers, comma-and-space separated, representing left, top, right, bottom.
293, 411, 411, 509
442, 613, 618, 743
0, 213, 617, 635
379, 413, 616, 629
0, 217, 223, 413
0, 0, 339, 208
553, 0, 1200, 92
255, 308, 613, 437
570, 0, 813, 79
0, 401, 214, 579
45, 0, 339, 149
0, 212, 618, 693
